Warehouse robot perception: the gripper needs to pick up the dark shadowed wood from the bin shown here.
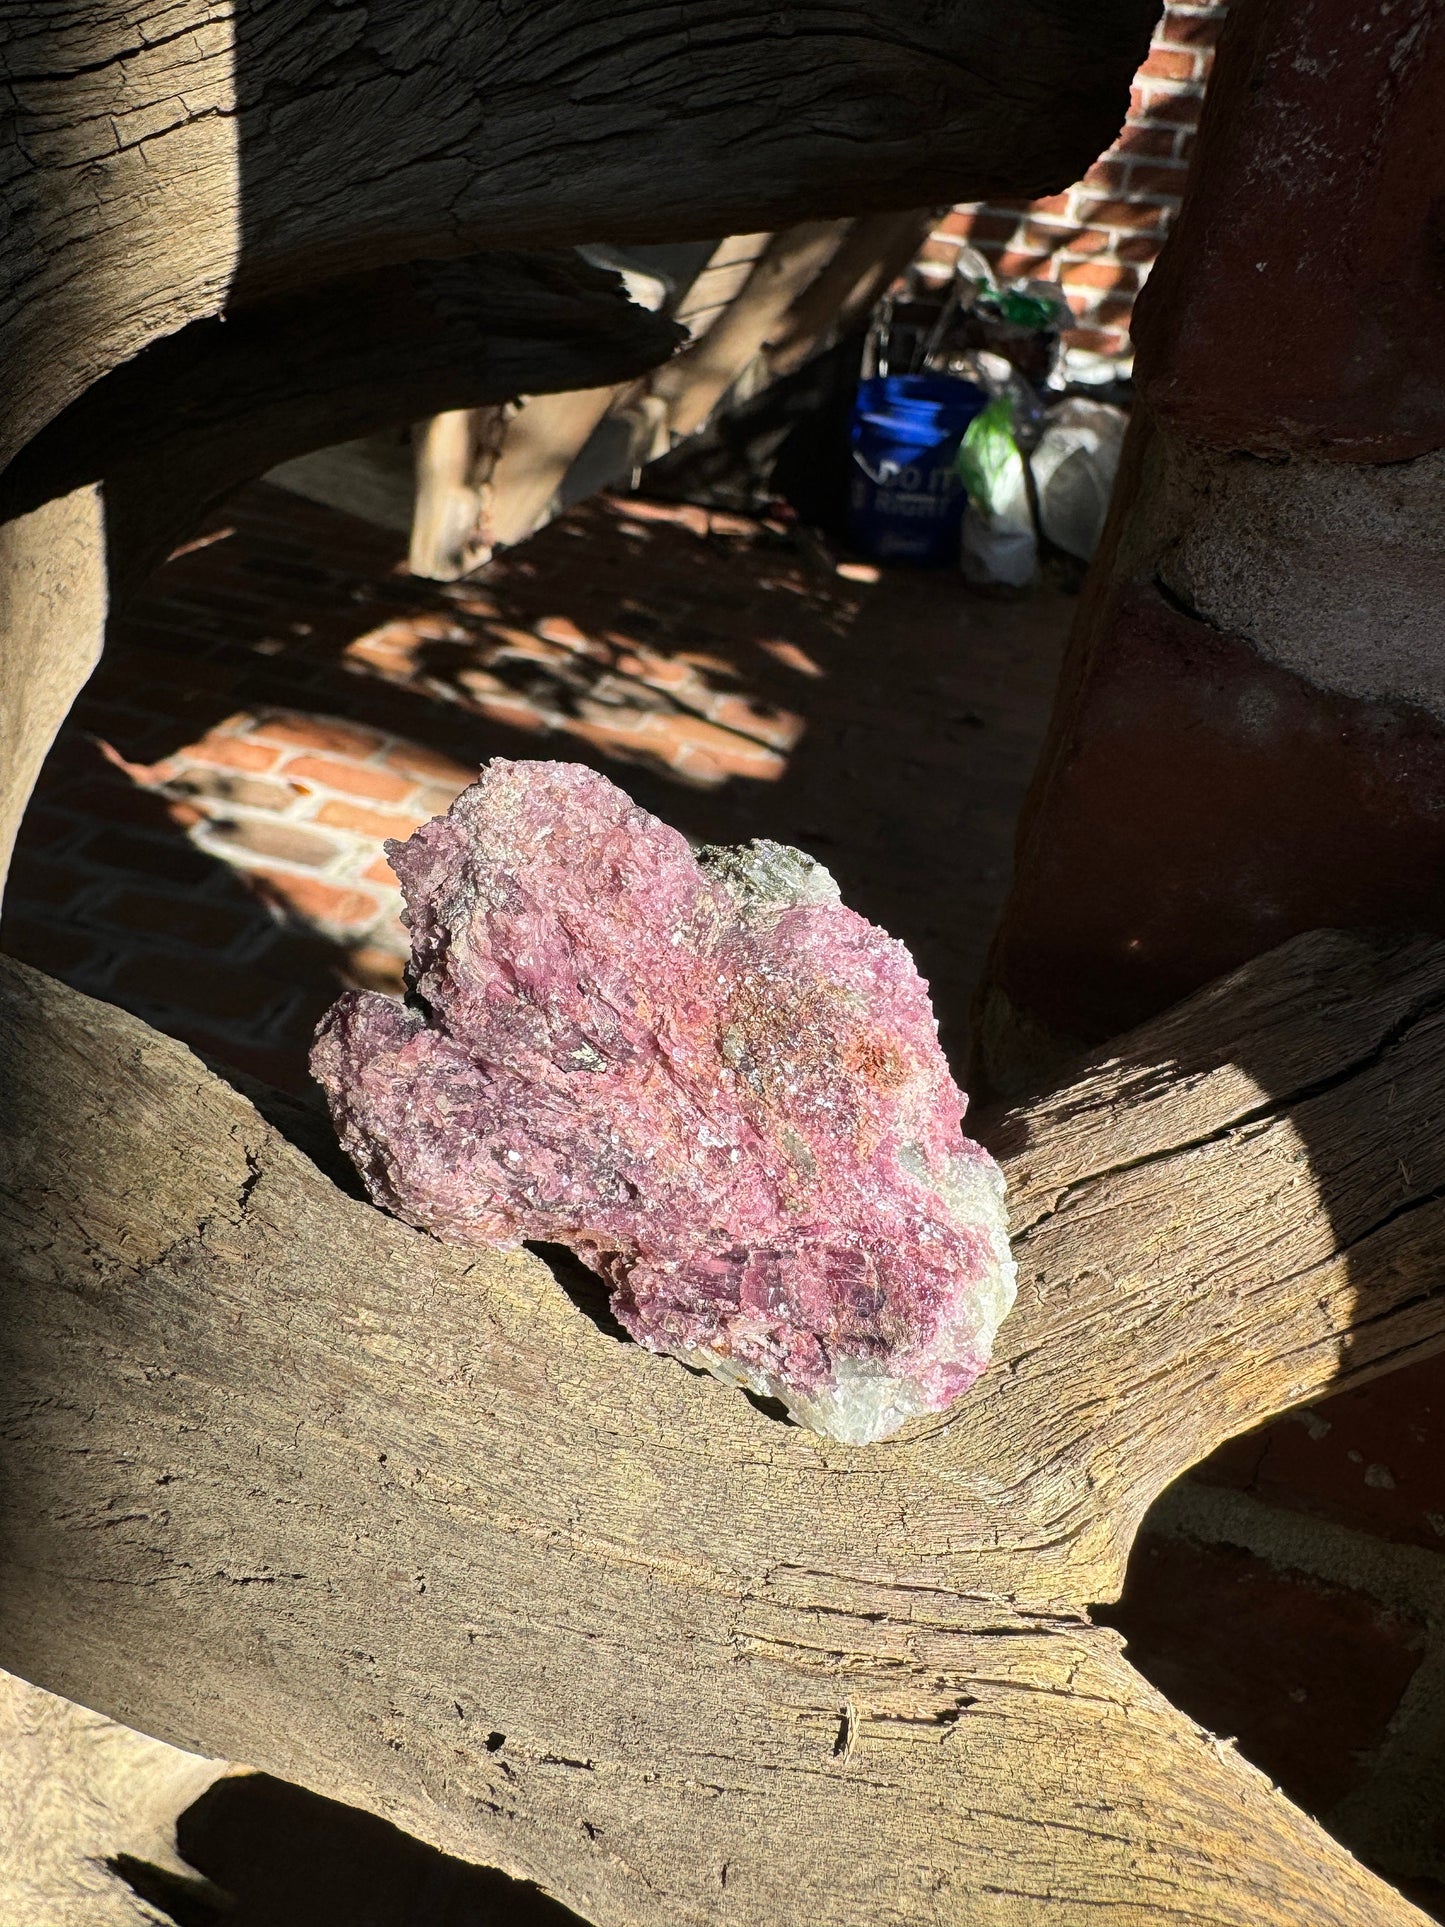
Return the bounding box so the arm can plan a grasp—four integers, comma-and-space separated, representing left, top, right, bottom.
0, 251, 683, 607
1, 930, 1440, 1924
0, 0, 1156, 898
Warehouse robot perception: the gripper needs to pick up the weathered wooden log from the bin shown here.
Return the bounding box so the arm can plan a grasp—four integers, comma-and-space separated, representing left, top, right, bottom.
0, 489, 108, 900
3, 928, 1443, 1924
3, 0, 1159, 478
0, 1669, 228, 1927
0, 1664, 574, 1925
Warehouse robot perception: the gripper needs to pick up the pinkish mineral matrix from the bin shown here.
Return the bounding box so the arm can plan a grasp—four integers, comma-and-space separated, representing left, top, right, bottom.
312, 760, 1016, 1442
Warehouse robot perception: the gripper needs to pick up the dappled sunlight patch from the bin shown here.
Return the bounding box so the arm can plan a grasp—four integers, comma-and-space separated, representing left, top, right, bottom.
98, 708, 474, 961
341, 603, 805, 790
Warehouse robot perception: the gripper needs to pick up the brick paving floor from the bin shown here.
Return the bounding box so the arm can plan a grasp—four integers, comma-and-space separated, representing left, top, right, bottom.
3, 480, 1068, 1091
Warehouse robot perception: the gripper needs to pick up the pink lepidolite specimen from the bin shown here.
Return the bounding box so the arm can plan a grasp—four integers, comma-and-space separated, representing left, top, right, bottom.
312, 760, 1015, 1442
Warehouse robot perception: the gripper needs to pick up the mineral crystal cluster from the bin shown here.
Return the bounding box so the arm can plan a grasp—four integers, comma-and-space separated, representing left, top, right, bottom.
312, 760, 1015, 1442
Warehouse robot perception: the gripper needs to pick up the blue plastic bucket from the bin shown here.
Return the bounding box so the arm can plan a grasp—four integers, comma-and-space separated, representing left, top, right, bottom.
847, 374, 986, 565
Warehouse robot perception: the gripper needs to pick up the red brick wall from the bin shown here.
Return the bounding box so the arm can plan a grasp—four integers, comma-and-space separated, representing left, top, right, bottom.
925, 0, 1228, 360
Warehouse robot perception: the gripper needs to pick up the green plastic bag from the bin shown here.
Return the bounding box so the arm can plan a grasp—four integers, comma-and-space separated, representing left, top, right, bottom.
992, 289, 1067, 331
955, 394, 1037, 588
955, 395, 1021, 515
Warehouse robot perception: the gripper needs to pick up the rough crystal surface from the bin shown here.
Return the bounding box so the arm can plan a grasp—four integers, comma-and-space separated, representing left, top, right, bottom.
311, 760, 1016, 1442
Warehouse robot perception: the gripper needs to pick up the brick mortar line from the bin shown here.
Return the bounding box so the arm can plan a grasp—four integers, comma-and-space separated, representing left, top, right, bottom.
1102, 168, 1191, 184
1063, 203, 1186, 220
242, 717, 473, 786
1151, 1478, 1445, 1624
20, 931, 315, 1047
13, 810, 404, 965
1073, 185, 1187, 200
1054, 259, 1150, 277
17, 871, 323, 968
283, 775, 429, 816
30, 811, 331, 898
1148, 1475, 1445, 1876
78, 788, 394, 886
942, 212, 1178, 237
183, 779, 423, 846
186, 824, 398, 898
1106, 154, 1192, 171
9, 876, 132, 936
9, 811, 93, 862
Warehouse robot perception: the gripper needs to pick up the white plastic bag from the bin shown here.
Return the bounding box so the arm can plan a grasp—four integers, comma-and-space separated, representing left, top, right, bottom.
1030, 399, 1128, 562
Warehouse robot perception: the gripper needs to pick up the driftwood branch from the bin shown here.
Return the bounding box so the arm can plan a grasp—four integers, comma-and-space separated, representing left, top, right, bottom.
2, 930, 1442, 1924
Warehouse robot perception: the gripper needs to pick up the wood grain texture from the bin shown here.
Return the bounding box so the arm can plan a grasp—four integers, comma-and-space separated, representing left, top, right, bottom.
0, 487, 107, 890
2, 929, 1441, 1924
1, 0, 1159, 477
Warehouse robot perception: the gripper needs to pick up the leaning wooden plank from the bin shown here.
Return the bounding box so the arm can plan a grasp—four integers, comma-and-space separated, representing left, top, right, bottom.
765, 209, 939, 377
408, 406, 508, 582
1, 932, 1440, 1923
648, 222, 850, 439
476, 385, 629, 555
